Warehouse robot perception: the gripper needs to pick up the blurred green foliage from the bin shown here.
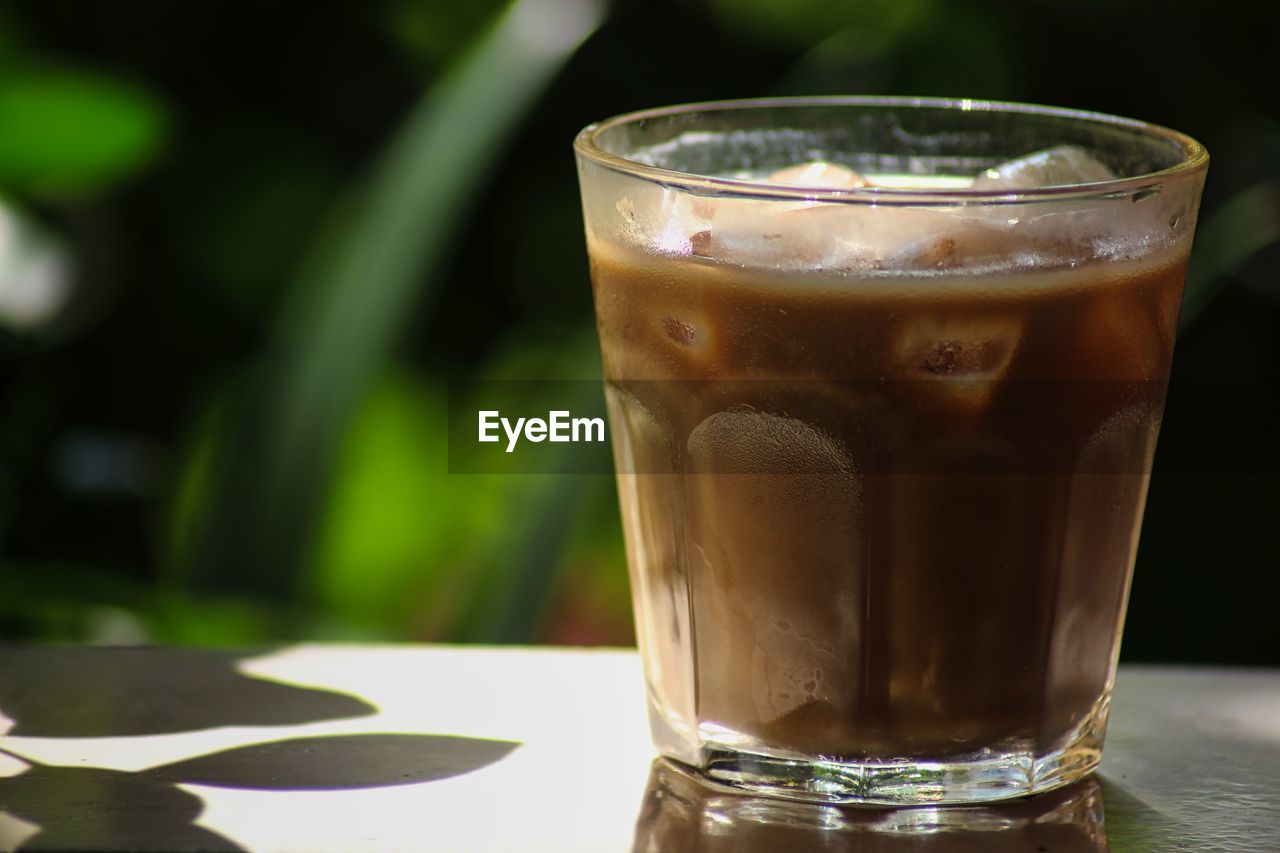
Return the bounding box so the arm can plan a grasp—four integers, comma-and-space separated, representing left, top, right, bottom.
313, 374, 458, 634
176, 0, 607, 631
1182, 182, 1280, 329
709, 0, 937, 48
0, 0, 1277, 659
0, 70, 165, 197
178, 119, 340, 316
385, 0, 508, 70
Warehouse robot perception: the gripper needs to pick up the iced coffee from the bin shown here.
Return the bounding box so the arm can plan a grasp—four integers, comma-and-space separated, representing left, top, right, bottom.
575, 99, 1207, 804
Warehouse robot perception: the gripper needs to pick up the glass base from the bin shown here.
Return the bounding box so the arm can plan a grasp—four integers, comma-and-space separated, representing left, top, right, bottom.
672, 702, 1108, 806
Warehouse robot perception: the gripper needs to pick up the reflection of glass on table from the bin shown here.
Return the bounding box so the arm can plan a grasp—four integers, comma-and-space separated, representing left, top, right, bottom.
634, 757, 1107, 852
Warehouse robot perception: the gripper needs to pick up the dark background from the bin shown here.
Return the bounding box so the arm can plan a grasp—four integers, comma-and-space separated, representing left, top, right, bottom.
1, 0, 1276, 662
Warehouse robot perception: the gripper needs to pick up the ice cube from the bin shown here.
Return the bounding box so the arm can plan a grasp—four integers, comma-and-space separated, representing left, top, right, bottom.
652, 189, 711, 255
700, 201, 855, 268
890, 314, 1023, 415
599, 305, 717, 380
591, 255, 720, 380
1070, 288, 1170, 380
703, 200, 979, 271
604, 384, 675, 475
750, 624, 847, 722
767, 161, 869, 189
884, 217, 1027, 271
971, 145, 1117, 191
660, 315, 699, 347
1076, 404, 1160, 474
684, 408, 861, 723
686, 406, 856, 476
694, 153, 1110, 271
684, 163, 871, 267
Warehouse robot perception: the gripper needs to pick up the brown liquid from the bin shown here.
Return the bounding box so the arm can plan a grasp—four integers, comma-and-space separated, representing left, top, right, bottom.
590, 236, 1185, 761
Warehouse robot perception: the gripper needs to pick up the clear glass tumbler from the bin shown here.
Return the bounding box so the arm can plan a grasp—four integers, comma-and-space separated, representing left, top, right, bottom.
574, 97, 1207, 804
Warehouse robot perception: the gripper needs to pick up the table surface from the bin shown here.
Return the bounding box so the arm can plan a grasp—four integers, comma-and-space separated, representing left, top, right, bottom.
0, 646, 1276, 852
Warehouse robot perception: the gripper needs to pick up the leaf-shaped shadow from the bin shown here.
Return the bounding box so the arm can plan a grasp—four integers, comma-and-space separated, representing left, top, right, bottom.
144, 733, 519, 790
0, 766, 245, 852
0, 733, 520, 850
0, 648, 374, 737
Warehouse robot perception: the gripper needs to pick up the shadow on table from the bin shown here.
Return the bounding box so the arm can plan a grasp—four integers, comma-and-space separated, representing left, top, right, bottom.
0, 648, 519, 851
0, 647, 374, 737
633, 759, 1178, 852
0, 733, 519, 851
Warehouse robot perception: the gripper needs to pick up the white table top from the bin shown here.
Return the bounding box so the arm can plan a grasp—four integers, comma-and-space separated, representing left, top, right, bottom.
0, 645, 1277, 851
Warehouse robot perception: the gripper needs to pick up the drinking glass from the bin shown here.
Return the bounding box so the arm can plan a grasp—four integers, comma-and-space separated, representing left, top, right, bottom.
574, 97, 1207, 804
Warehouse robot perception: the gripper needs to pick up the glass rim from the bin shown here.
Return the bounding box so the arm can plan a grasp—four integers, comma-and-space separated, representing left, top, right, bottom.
573, 95, 1209, 206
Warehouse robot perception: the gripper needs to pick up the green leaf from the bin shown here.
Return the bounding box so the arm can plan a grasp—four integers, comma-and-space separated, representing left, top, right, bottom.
0, 69, 167, 196
309, 371, 487, 635
312, 333, 611, 642
385, 0, 509, 70
184, 0, 608, 599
